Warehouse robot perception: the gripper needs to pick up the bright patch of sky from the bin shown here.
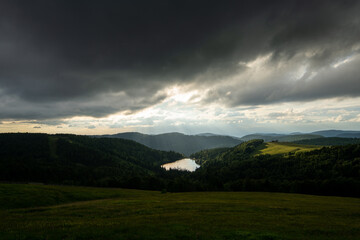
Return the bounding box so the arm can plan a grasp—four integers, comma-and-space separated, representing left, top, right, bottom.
3, 95, 360, 137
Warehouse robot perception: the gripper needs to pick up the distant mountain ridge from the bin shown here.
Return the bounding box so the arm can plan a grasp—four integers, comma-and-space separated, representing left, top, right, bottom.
239, 130, 360, 142
293, 137, 360, 146
196, 133, 222, 137
239, 133, 323, 142
98, 132, 242, 156
97, 130, 360, 155
311, 130, 360, 138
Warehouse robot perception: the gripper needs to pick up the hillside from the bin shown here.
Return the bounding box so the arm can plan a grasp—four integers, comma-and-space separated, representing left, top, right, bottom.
191, 140, 320, 163
190, 140, 360, 196
240, 133, 323, 142
255, 142, 320, 155
294, 137, 360, 146
239, 130, 360, 142
190, 147, 230, 165
311, 130, 360, 138
337, 133, 360, 138
99, 132, 242, 156
1, 183, 359, 240
240, 133, 286, 142
0, 133, 183, 189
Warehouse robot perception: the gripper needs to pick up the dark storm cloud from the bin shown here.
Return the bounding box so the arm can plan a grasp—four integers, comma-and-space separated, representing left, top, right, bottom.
0, 0, 359, 120
0, 89, 166, 120
24, 120, 65, 126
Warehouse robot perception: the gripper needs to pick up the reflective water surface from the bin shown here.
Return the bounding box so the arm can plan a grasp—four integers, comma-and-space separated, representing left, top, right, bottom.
161, 158, 200, 172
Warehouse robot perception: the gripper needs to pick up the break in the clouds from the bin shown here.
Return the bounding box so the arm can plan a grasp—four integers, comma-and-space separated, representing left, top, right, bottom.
0, 0, 360, 133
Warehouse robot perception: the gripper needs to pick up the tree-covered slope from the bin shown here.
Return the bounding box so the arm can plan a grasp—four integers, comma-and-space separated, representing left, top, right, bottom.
293, 137, 360, 146
190, 139, 264, 165
311, 130, 360, 137
190, 147, 230, 165
0, 133, 183, 189
100, 132, 242, 156
190, 140, 360, 196
240, 133, 323, 142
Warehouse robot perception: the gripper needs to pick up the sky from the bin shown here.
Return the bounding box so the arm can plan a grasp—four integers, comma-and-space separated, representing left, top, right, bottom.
0, 0, 360, 137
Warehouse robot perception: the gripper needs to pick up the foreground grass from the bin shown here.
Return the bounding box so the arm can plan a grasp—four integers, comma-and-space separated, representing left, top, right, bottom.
0, 184, 359, 240
255, 142, 320, 156
0, 183, 146, 210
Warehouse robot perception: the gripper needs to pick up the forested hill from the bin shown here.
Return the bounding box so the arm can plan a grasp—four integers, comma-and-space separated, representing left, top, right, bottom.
98, 132, 242, 156
190, 140, 360, 197
191, 139, 265, 165
293, 137, 360, 146
311, 130, 360, 138
0, 133, 183, 188
238, 130, 360, 142
240, 133, 323, 142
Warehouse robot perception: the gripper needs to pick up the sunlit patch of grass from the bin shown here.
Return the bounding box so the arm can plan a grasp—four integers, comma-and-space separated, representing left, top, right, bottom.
254, 142, 320, 156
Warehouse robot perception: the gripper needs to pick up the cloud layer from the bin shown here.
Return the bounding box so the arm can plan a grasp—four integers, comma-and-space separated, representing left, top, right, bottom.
0, 0, 359, 120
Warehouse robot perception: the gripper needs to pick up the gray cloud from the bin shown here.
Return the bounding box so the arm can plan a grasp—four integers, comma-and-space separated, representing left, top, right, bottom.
24, 120, 65, 126
0, 89, 167, 120
268, 112, 288, 118
203, 53, 360, 106
0, 0, 359, 120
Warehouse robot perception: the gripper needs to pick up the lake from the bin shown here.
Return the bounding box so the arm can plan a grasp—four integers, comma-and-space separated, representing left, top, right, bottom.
161, 158, 200, 172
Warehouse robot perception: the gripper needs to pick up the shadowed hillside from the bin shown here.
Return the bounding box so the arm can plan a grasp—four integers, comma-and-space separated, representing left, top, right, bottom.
0, 133, 183, 189
240, 133, 323, 142
191, 139, 360, 196
99, 132, 242, 156
294, 137, 360, 146
311, 130, 360, 138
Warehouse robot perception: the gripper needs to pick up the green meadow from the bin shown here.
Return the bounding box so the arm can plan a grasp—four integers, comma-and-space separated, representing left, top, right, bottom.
255, 142, 320, 156
0, 183, 359, 240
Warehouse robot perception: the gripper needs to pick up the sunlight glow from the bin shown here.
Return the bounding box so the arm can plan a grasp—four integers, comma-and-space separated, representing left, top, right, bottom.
332, 55, 356, 68
166, 86, 199, 103
243, 53, 273, 69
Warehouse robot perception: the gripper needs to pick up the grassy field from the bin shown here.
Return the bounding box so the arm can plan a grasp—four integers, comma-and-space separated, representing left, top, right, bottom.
254, 142, 320, 156
0, 184, 359, 240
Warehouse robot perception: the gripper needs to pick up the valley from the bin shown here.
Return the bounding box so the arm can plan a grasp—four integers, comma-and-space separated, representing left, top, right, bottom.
0, 132, 359, 239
